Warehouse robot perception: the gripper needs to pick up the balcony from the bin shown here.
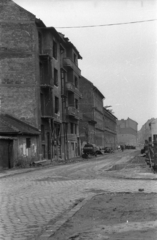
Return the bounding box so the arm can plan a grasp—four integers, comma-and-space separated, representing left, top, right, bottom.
41, 100, 53, 118
66, 82, 82, 98
67, 106, 80, 119
63, 58, 81, 76
67, 134, 77, 141
41, 109, 53, 118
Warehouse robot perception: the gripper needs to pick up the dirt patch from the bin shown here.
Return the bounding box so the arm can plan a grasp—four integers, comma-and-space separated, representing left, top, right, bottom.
107, 155, 146, 172
50, 192, 157, 240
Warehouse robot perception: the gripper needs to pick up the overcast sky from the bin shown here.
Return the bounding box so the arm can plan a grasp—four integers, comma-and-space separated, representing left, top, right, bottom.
14, 0, 157, 130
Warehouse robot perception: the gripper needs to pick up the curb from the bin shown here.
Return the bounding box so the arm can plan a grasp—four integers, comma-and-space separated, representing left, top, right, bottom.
0, 155, 107, 179
36, 194, 96, 240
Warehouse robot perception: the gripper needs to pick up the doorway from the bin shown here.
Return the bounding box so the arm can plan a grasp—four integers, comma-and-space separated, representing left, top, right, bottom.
0, 139, 13, 169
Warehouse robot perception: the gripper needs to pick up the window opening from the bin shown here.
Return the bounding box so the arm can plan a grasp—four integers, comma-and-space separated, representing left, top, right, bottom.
53, 40, 57, 59
54, 68, 58, 86
26, 138, 31, 148
55, 96, 59, 114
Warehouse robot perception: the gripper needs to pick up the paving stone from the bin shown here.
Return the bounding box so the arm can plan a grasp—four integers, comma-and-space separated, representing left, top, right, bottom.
0, 152, 157, 239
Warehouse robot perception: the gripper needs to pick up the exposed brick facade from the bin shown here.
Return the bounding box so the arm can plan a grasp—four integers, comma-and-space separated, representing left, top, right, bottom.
0, 0, 40, 127
0, 0, 82, 161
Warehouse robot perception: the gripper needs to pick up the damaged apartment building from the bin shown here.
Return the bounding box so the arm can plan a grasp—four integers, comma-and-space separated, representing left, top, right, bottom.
0, 0, 82, 168
79, 76, 117, 150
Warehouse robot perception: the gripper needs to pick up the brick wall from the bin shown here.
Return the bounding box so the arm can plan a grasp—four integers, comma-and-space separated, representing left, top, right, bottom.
79, 76, 94, 120
0, 0, 40, 127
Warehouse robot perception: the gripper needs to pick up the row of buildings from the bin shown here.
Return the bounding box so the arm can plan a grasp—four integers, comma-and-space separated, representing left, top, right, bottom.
138, 118, 157, 145
0, 0, 117, 169
0, 1, 138, 169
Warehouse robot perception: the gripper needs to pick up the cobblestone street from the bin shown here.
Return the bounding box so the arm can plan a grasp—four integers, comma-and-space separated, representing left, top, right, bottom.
0, 151, 157, 239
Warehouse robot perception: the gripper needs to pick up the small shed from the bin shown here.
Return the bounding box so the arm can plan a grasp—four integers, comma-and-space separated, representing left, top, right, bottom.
0, 113, 40, 169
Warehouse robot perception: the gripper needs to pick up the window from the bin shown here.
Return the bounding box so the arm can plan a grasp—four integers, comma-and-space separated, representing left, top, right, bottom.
61, 69, 65, 95
74, 76, 78, 88
53, 40, 57, 59
26, 138, 31, 148
42, 145, 46, 158
75, 124, 77, 134
74, 53, 77, 63
75, 99, 78, 109
38, 32, 42, 54
153, 135, 157, 142
70, 123, 74, 134
55, 96, 59, 114
41, 125, 45, 140
71, 142, 74, 150
54, 68, 58, 86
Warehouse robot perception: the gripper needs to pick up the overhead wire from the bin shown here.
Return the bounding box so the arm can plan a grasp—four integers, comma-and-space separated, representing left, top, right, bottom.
56, 19, 157, 29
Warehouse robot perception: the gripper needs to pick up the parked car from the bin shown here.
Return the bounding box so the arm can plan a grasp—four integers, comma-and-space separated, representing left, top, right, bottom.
95, 148, 104, 155
82, 143, 97, 158
103, 147, 114, 153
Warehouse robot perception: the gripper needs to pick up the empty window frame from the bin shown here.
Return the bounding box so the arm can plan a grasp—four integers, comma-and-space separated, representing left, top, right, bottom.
55, 96, 59, 114
74, 76, 78, 88
53, 40, 57, 59
70, 123, 74, 134
75, 99, 78, 109
75, 124, 77, 134
54, 68, 58, 86
71, 142, 75, 150
26, 138, 31, 148
41, 125, 45, 140
73, 53, 77, 65
38, 32, 42, 54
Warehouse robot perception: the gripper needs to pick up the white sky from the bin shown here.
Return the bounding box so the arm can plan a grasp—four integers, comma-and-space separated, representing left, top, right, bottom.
14, 0, 157, 130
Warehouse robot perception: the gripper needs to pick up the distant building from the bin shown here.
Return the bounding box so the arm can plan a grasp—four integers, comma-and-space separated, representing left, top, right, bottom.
103, 108, 117, 149
117, 118, 138, 147
138, 118, 157, 144
79, 76, 104, 149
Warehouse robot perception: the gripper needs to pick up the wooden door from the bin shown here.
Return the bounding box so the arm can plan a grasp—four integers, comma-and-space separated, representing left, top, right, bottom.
0, 140, 13, 169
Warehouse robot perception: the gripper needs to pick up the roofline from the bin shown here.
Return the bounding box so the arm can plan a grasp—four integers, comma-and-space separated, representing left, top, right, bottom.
80, 76, 93, 86
37, 26, 82, 59
11, 0, 35, 18
103, 107, 117, 119
93, 85, 105, 99
5, 114, 39, 131
64, 39, 82, 59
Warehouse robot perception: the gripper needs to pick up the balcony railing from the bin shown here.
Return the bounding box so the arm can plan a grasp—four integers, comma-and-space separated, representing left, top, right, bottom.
41, 101, 53, 118
63, 58, 81, 76
67, 106, 80, 119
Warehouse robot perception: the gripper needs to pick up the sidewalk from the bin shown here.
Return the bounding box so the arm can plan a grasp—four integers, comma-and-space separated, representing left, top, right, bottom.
106, 154, 157, 180
0, 154, 106, 179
